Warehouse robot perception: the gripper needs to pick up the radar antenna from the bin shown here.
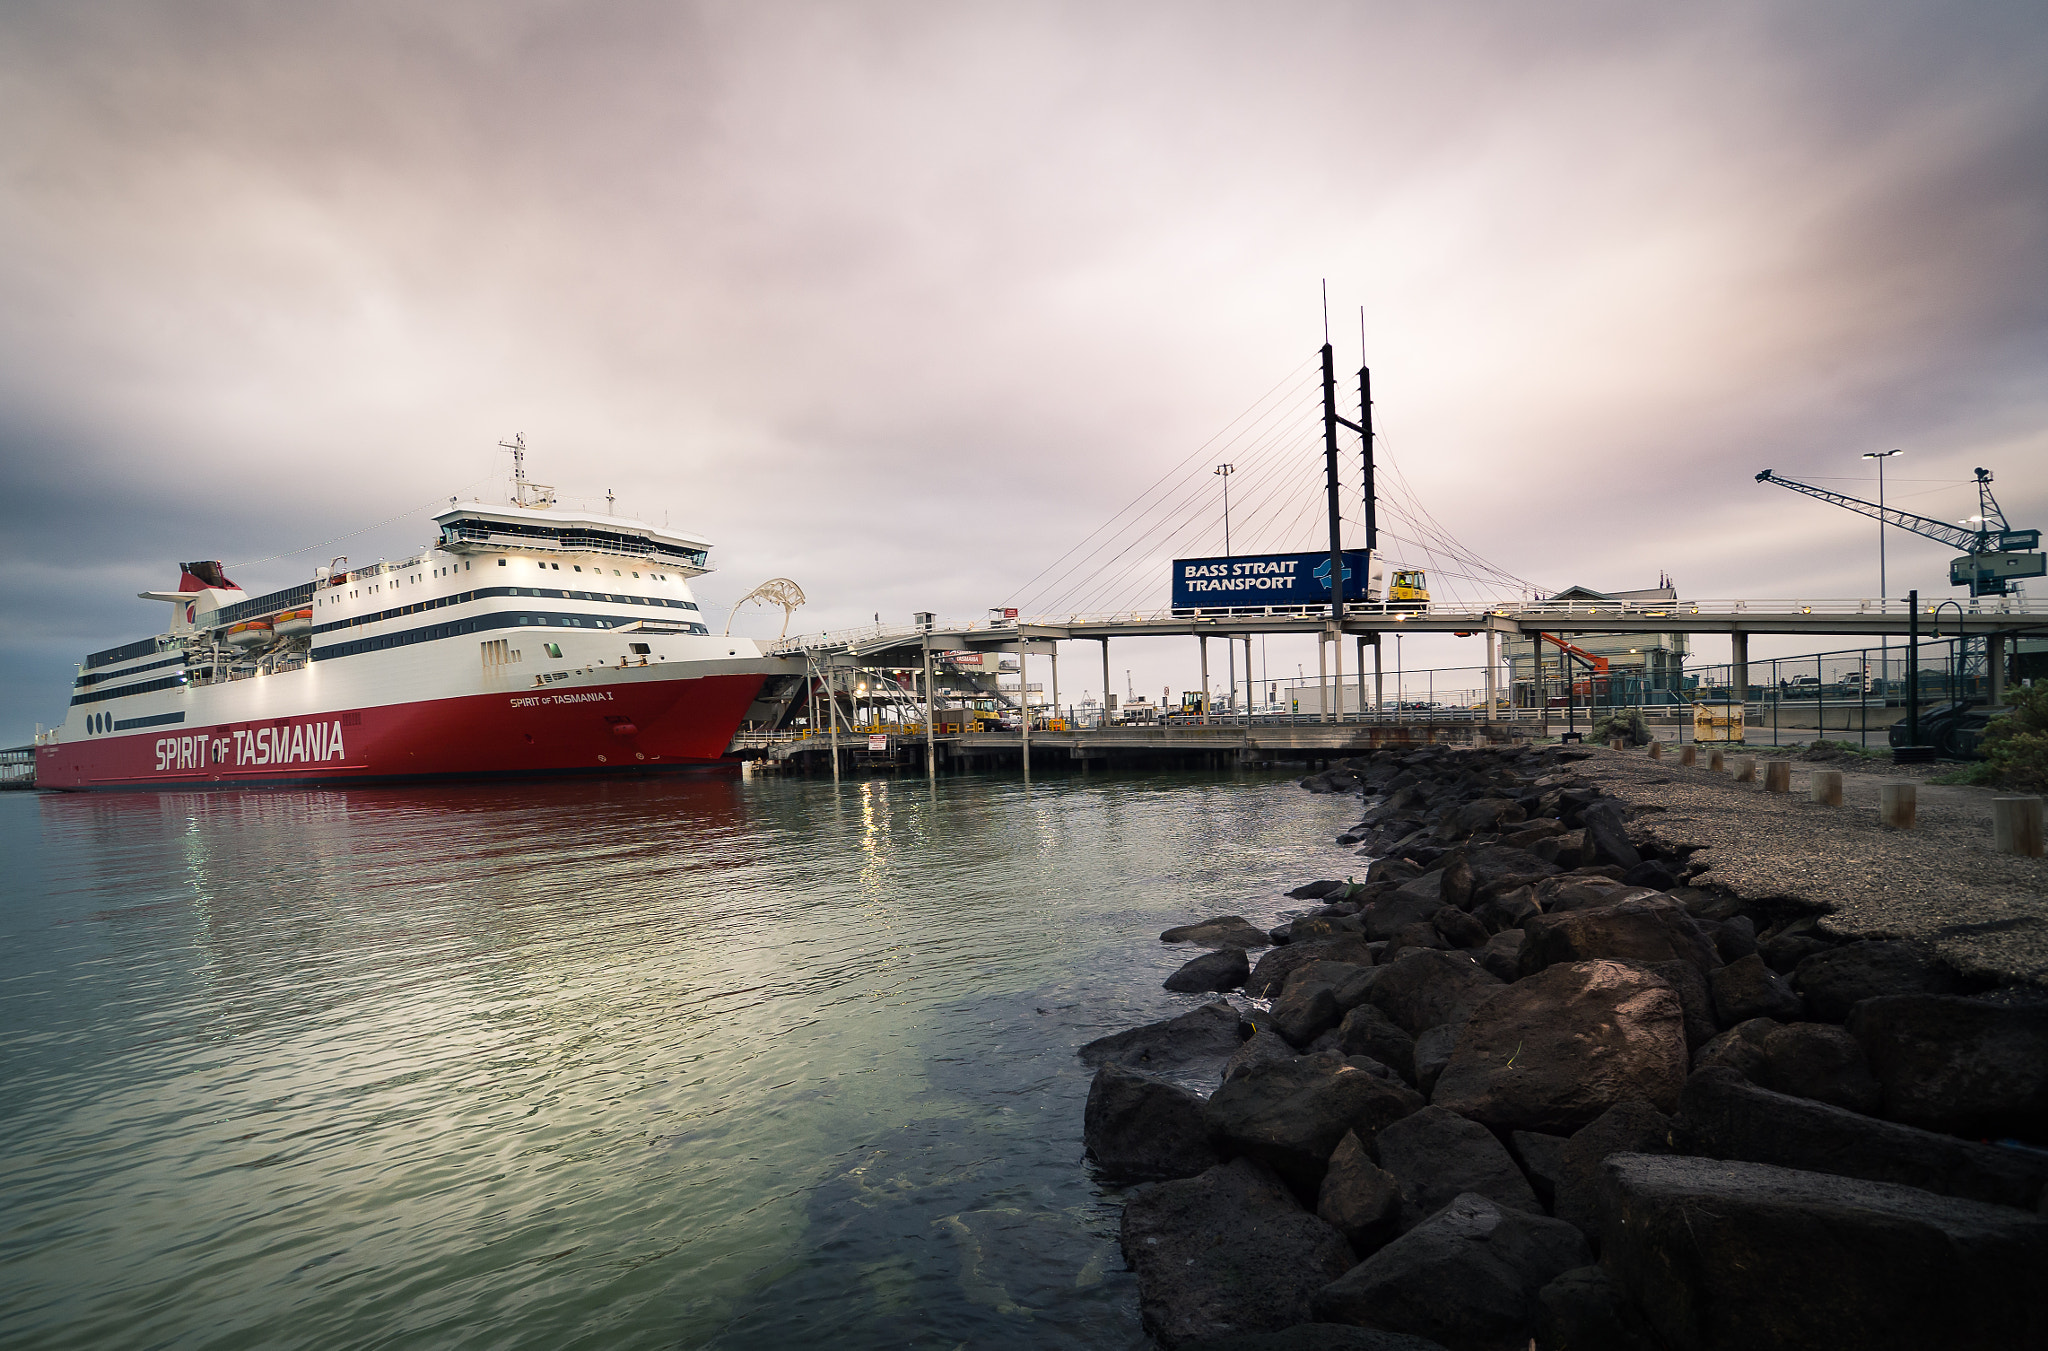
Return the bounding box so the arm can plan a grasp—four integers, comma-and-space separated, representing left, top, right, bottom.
724, 578, 807, 638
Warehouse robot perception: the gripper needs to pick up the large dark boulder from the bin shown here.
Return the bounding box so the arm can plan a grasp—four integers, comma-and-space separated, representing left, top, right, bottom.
1577, 801, 1641, 869
1533, 1265, 1666, 1351
1411, 1025, 1461, 1098
1551, 1099, 1672, 1237
1311, 1193, 1590, 1350
1462, 844, 1560, 896
1792, 941, 1970, 1022
1478, 929, 1524, 982
1080, 1000, 1246, 1070
1431, 906, 1488, 949
1224, 1027, 1298, 1083
1273, 982, 1345, 1048
1708, 953, 1803, 1026
1085, 1063, 1224, 1182
1596, 1154, 2048, 1351
1362, 881, 1451, 942
1439, 797, 1526, 842
1375, 1105, 1540, 1228
1287, 880, 1351, 901
1164, 916, 1276, 949
1508, 1131, 1570, 1209
1846, 995, 2048, 1140
1432, 960, 1688, 1134
1532, 877, 1658, 914
1249, 937, 1378, 998
1317, 1129, 1404, 1255
1647, 958, 1718, 1050
1337, 1004, 1418, 1086
1674, 1066, 2048, 1210
1166, 947, 1252, 993
1205, 1056, 1426, 1198
1517, 897, 1719, 980
1365, 949, 1504, 1037
1122, 1157, 1357, 1349
1756, 1021, 1880, 1114
1690, 1017, 1778, 1079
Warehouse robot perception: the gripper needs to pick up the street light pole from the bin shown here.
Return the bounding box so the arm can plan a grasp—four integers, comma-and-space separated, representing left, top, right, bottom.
1864, 448, 1902, 703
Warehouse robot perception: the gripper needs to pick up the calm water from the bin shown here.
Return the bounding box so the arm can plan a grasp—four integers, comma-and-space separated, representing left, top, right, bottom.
0, 768, 1356, 1350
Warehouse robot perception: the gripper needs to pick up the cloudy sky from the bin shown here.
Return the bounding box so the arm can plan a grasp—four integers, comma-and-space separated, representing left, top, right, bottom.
3, 0, 2044, 738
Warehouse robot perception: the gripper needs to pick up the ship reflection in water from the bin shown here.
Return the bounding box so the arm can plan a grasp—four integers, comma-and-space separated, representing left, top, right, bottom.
0, 769, 1346, 1350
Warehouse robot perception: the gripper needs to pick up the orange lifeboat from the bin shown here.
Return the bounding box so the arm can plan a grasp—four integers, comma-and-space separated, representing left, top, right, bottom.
273, 608, 314, 637
225, 620, 273, 648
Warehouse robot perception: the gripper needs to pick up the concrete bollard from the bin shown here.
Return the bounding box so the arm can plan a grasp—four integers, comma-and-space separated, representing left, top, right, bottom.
1810, 769, 1844, 806
1708, 748, 1725, 773
1992, 797, 2046, 857
1880, 783, 1917, 830
1680, 745, 1697, 767
1649, 740, 1664, 760
1763, 760, 1789, 792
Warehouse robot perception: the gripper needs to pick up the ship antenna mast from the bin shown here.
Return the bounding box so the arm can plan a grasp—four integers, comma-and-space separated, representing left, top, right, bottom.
496, 433, 555, 510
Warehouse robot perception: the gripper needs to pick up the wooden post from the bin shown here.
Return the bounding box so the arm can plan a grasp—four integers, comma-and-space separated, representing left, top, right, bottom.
1648, 740, 1663, 759
1610, 737, 1624, 751
1810, 769, 1843, 806
1679, 744, 1696, 767
1880, 782, 1916, 829
1735, 754, 1757, 782
1992, 797, 2045, 857
1762, 760, 1788, 792
1708, 748, 1724, 772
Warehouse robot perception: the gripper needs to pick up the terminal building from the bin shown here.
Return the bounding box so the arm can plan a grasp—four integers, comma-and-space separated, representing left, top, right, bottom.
1507, 581, 1690, 707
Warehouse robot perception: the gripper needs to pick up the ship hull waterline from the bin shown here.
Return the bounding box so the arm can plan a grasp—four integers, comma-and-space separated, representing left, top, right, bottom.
38, 670, 767, 791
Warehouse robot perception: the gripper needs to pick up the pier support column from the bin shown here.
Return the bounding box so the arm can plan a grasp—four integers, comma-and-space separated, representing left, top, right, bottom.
1333, 629, 1345, 722
920, 619, 936, 781
1485, 629, 1498, 717
1018, 637, 1030, 780
1199, 635, 1211, 724
1374, 640, 1384, 720
1317, 635, 1330, 723
1731, 630, 1749, 701
1050, 645, 1061, 724
1987, 632, 2007, 706
1101, 638, 1113, 727
1357, 636, 1369, 725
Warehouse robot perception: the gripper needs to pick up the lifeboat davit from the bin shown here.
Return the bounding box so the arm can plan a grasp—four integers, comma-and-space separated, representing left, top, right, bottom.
273, 608, 313, 636
225, 620, 273, 648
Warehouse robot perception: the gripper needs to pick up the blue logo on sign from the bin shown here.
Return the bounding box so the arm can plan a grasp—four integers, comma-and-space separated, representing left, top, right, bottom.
1311, 558, 1353, 589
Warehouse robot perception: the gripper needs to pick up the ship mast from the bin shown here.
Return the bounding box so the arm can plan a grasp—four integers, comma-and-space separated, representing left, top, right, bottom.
497, 433, 556, 509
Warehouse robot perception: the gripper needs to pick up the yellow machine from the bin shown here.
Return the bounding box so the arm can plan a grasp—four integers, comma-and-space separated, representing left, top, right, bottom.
1389, 569, 1430, 606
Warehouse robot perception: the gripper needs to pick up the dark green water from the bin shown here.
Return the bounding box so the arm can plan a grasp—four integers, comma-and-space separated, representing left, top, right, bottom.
0, 769, 1357, 1350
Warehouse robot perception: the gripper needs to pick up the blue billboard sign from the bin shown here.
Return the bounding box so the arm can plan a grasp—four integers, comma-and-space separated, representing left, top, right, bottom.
1171, 550, 1378, 610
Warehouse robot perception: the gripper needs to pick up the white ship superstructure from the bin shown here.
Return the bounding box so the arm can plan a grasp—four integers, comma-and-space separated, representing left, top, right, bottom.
40, 498, 790, 789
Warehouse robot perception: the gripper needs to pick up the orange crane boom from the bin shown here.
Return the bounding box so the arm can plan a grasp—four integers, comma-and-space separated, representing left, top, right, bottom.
1537, 631, 1609, 673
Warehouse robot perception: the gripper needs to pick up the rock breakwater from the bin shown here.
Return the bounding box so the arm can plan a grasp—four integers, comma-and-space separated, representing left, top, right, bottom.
1081, 744, 2048, 1351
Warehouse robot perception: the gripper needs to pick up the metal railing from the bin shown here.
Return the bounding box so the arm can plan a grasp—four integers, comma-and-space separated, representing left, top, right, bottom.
770, 595, 2044, 653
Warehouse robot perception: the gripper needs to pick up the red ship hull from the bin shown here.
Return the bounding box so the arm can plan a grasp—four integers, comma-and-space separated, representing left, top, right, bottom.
36, 671, 766, 791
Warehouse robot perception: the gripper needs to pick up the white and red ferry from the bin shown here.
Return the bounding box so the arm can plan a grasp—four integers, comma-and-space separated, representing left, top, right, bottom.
37, 484, 794, 790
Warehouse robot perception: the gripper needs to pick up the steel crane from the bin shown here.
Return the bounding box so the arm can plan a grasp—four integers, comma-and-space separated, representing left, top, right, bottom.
1756, 466, 2042, 597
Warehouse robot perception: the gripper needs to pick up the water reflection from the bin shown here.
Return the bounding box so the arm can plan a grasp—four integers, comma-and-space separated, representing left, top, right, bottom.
2, 770, 1353, 1350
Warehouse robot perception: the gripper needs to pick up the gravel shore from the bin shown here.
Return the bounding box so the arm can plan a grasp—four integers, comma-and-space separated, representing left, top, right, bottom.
1572, 748, 2048, 987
